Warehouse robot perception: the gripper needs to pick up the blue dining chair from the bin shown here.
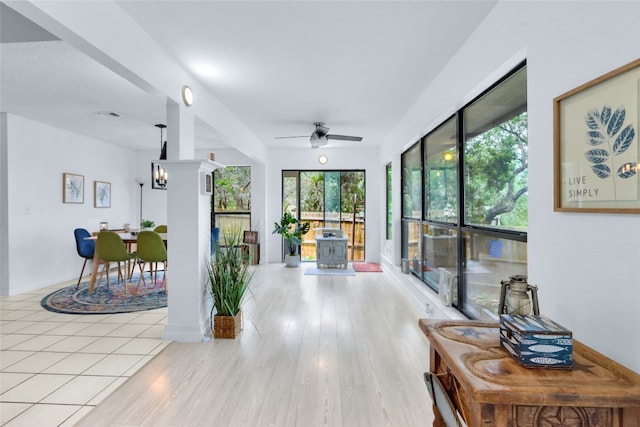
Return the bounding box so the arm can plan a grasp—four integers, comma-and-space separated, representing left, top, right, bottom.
211, 227, 220, 255
74, 228, 95, 289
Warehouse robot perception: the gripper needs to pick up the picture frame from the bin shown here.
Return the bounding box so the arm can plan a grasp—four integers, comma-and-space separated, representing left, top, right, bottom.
554, 58, 640, 213
243, 231, 258, 244
200, 171, 213, 195
206, 173, 213, 194
94, 181, 111, 208
63, 173, 84, 204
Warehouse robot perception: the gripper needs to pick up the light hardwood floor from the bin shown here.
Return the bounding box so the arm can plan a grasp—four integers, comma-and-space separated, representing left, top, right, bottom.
78, 264, 435, 426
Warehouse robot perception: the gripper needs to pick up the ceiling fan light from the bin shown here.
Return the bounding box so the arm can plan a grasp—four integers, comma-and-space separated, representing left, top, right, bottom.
311, 134, 328, 147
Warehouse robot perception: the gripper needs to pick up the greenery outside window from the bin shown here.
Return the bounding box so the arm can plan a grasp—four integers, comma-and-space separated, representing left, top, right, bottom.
213, 166, 251, 238
283, 170, 365, 262
399, 61, 527, 319
463, 66, 528, 232
425, 117, 458, 222
402, 142, 422, 219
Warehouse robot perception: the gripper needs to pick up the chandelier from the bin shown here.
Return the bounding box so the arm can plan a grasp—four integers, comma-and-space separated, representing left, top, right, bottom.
151, 124, 167, 190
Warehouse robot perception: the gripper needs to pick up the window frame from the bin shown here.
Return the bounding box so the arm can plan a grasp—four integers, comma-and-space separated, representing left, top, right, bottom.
399, 60, 528, 318
212, 166, 252, 232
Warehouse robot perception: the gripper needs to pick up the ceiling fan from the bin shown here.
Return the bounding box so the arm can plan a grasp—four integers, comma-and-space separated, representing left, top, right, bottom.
275, 122, 363, 148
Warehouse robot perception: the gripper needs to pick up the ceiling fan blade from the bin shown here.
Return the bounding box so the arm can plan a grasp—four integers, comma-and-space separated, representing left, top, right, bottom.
274, 135, 308, 139
327, 134, 362, 142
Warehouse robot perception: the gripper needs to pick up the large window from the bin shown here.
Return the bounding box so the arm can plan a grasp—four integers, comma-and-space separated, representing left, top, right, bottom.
425, 117, 458, 223
212, 166, 251, 236
400, 62, 527, 320
402, 142, 422, 219
463, 66, 528, 232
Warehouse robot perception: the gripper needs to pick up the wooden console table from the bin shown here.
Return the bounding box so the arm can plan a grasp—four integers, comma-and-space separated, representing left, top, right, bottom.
419, 319, 640, 427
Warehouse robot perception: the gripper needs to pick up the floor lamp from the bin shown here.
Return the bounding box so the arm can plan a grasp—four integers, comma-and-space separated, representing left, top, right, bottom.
136, 180, 144, 228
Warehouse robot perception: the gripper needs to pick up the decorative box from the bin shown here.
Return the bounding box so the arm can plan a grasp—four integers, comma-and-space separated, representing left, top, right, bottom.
500, 314, 573, 369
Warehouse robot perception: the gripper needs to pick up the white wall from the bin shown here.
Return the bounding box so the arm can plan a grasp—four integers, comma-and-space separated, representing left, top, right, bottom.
3, 114, 138, 295
0, 114, 8, 295
382, 1, 640, 371
266, 147, 381, 264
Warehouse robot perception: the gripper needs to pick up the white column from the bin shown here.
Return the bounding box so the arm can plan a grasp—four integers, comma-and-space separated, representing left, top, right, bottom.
166, 101, 194, 161
162, 159, 223, 341
0, 114, 8, 295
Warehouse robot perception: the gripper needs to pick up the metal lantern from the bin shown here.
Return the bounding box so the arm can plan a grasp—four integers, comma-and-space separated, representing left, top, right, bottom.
498, 275, 540, 315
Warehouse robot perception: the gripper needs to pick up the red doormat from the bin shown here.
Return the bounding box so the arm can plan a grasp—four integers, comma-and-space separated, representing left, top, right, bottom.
352, 262, 383, 272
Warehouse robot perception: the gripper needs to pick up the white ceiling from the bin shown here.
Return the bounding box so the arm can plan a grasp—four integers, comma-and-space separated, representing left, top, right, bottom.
1, 1, 498, 153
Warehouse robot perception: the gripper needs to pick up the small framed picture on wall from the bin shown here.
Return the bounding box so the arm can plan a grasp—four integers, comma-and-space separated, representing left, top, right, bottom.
63, 173, 84, 204
94, 181, 111, 208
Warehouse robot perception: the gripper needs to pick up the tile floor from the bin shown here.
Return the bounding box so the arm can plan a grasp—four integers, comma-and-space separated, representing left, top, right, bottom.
0, 278, 169, 426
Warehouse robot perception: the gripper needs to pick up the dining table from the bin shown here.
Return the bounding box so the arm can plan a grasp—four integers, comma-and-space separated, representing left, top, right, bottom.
85, 232, 167, 293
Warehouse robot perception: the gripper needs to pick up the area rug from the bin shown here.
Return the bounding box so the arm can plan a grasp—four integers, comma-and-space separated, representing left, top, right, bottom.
304, 267, 356, 276
41, 272, 166, 315
352, 262, 383, 272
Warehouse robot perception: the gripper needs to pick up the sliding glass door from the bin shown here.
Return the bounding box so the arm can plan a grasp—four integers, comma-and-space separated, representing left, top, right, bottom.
282, 170, 365, 262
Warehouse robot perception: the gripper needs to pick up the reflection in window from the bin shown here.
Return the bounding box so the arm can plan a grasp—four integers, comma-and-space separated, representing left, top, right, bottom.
422, 224, 457, 291
402, 142, 422, 219
462, 231, 528, 320
425, 118, 458, 222
402, 220, 422, 276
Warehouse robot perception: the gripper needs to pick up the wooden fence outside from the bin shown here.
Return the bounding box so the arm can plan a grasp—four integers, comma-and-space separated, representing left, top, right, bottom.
298, 212, 365, 261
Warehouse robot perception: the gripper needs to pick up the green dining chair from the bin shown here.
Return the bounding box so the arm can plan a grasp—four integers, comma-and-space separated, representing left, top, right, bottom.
153, 225, 167, 233
135, 231, 168, 293
95, 231, 137, 291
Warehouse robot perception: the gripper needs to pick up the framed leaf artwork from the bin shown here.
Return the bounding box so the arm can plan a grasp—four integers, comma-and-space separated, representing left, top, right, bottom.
554, 58, 640, 213
63, 173, 84, 204
94, 181, 111, 208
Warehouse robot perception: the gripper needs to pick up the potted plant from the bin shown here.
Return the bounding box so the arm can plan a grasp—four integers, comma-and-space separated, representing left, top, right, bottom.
272, 211, 310, 267
206, 227, 253, 338
141, 219, 155, 230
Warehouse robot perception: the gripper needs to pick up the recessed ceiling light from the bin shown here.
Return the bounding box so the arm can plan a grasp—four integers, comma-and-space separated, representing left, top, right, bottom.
318, 155, 328, 165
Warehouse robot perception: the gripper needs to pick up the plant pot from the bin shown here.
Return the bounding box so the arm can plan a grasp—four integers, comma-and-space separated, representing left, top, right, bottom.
284, 254, 300, 267
213, 310, 242, 339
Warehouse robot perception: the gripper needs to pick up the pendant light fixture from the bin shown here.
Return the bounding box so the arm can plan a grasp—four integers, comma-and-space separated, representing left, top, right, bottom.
151, 124, 168, 190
